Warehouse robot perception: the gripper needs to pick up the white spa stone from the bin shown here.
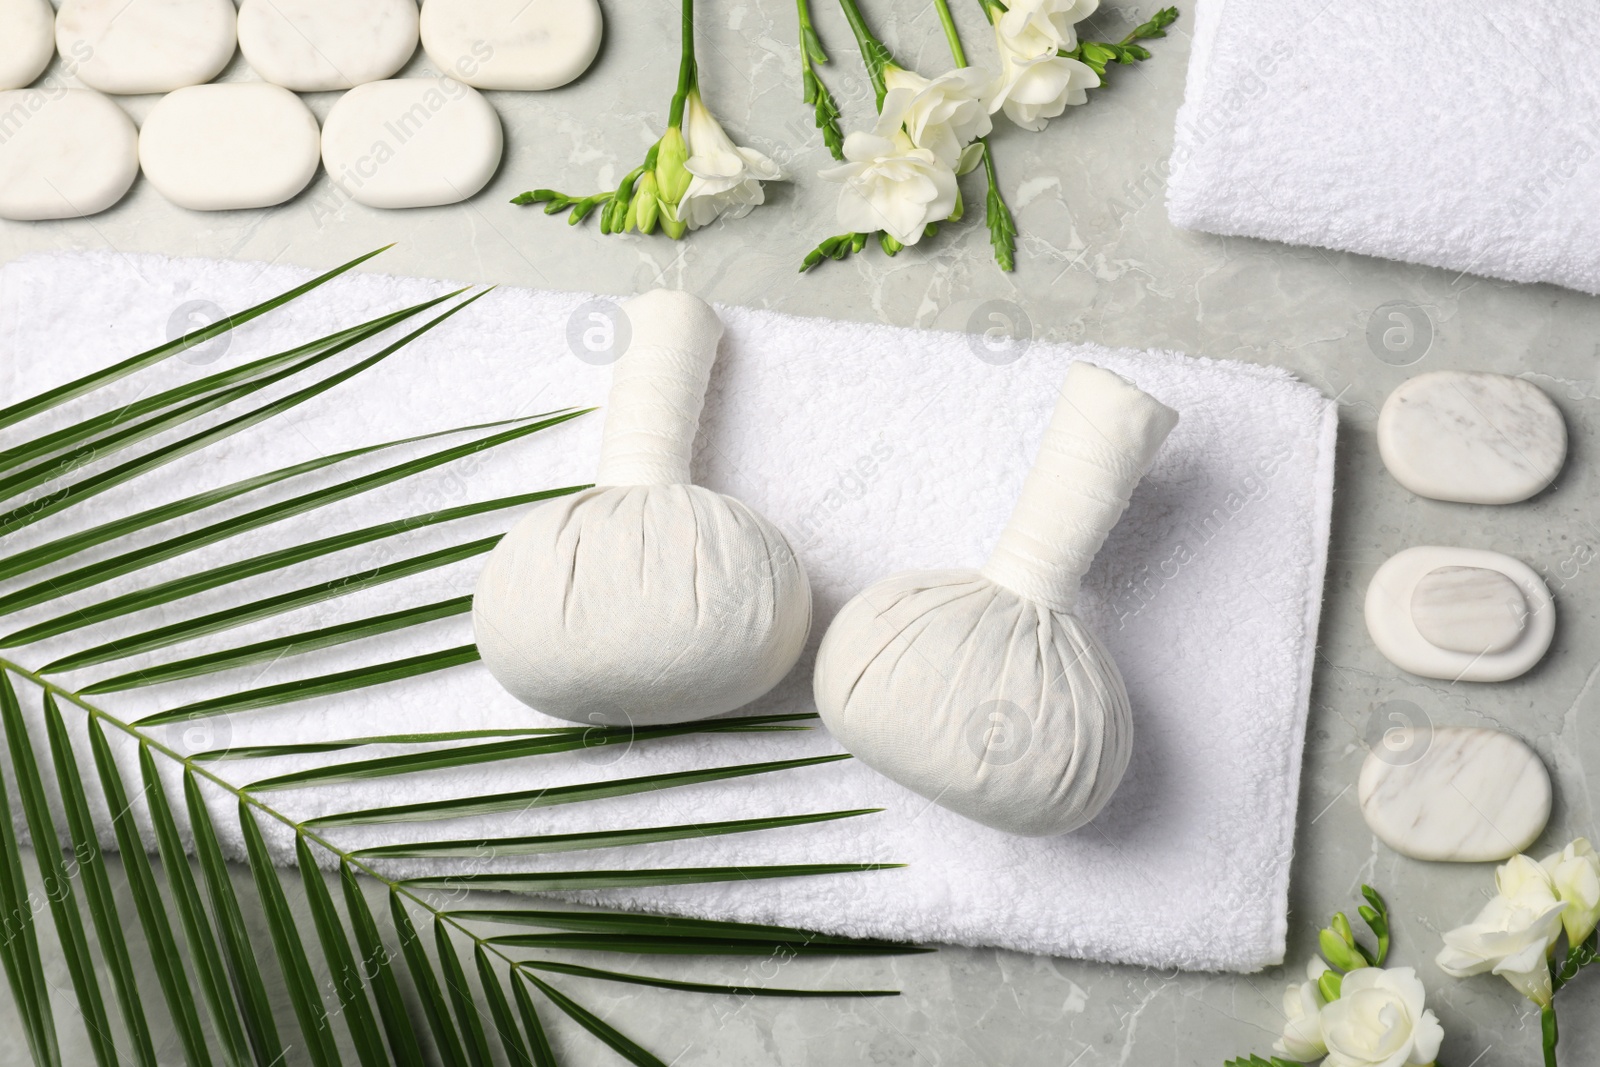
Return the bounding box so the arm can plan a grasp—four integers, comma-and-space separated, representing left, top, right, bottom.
138, 84, 320, 211
0, 89, 137, 220
238, 0, 419, 92
0, 0, 54, 91
57, 0, 237, 95
321, 78, 501, 209
1359, 726, 1551, 862
1365, 546, 1553, 682
1409, 566, 1527, 655
1378, 371, 1566, 504
419, 0, 603, 91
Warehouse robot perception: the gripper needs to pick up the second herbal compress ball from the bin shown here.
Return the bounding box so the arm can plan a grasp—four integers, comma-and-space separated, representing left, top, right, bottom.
814, 362, 1177, 836
474, 290, 812, 725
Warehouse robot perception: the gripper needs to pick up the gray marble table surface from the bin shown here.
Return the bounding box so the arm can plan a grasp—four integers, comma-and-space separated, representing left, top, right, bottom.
2, 2, 1596, 1064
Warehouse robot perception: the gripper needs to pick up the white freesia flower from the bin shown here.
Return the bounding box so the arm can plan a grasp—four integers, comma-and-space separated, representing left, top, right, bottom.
1436, 854, 1568, 1006
1319, 968, 1444, 1067
877, 65, 993, 169
996, 0, 1100, 53
1274, 958, 1330, 1062
675, 90, 783, 230
1541, 837, 1600, 948
818, 129, 959, 246
988, 30, 1100, 132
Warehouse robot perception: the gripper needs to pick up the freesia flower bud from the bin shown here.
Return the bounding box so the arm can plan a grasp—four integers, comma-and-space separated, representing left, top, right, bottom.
1320, 926, 1364, 972
1541, 837, 1600, 948
654, 126, 692, 204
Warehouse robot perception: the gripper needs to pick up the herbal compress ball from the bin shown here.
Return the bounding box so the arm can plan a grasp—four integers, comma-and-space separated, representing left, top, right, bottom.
474, 289, 812, 725
814, 362, 1178, 836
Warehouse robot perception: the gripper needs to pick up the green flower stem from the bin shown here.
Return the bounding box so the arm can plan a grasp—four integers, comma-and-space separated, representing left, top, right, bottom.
837, 0, 895, 105
1542, 1002, 1558, 1067
934, 0, 1016, 271
669, 0, 699, 127
933, 0, 968, 64
797, 0, 845, 158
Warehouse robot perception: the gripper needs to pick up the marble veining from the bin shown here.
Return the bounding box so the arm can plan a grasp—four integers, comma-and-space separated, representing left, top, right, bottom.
56, 0, 237, 96
237, 0, 419, 92
1409, 565, 1527, 655
1359, 725, 1551, 862
1378, 371, 1567, 504
1365, 546, 1553, 682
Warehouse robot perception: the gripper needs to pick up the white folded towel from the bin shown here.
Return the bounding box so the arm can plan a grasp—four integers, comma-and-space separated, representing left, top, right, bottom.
0, 252, 1336, 973
1168, 0, 1600, 294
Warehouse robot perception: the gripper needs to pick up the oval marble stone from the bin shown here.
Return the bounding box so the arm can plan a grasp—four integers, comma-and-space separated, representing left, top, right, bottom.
1410, 566, 1526, 655
322, 78, 502, 209
1365, 546, 1553, 682
419, 0, 602, 91
1379, 372, 1566, 504
239, 0, 418, 92
57, 0, 237, 95
139, 84, 320, 211
1360, 726, 1550, 862
0, 0, 55, 91
0, 89, 138, 220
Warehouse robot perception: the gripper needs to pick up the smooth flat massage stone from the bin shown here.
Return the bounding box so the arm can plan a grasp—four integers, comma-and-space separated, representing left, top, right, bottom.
239, 0, 418, 91
321, 78, 502, 208
1410, 566, 1526, 655
1378, 371, 1566, 504
139, 84, 320, 211
419, 0, 602, 90
0, 89, 137, 220
0, 0, 54, 91
57, 0, 237, 95
1366, 546, 1553, 682
1360, 726, 1550, 862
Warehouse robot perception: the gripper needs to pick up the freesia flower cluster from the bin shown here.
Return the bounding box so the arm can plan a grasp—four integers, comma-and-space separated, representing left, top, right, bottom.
1436, 838, 1599, 1065
986, 0, 1103, 131
515, 0, 783, 238
802, 0, 1177, 271
1229, 886, 1445, 1067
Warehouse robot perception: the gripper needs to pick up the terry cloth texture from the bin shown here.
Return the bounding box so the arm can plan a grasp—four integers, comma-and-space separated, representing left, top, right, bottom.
1167, 0, 1600, 294
0, 252, 1337, 972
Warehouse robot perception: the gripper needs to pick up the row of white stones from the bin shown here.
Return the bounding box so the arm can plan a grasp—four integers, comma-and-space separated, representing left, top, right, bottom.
1359, 372, 1570, 863
0, 0, 602, 218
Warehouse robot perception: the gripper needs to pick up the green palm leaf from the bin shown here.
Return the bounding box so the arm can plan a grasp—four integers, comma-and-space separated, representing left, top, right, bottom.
0, 673, 118, 1067
41, 535, 507, 674
83, 596, 474, 693
352, 809, 881, 859
184, 771, 285, 1065
87, 720, 214, 1067
41, 694, 158, 1067
0, 258, 918, 1067
304, 752, 846, 826
516, 959, 898, 997
518, 973, 668, 1067
338, 862, 427, 1067
239, 804, 342, 1067
295, 837, 388, 1067
266, 714, 820, 796
137, 645, 482, 724
138, 746, 252, 1067
0, 246, 388, 432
